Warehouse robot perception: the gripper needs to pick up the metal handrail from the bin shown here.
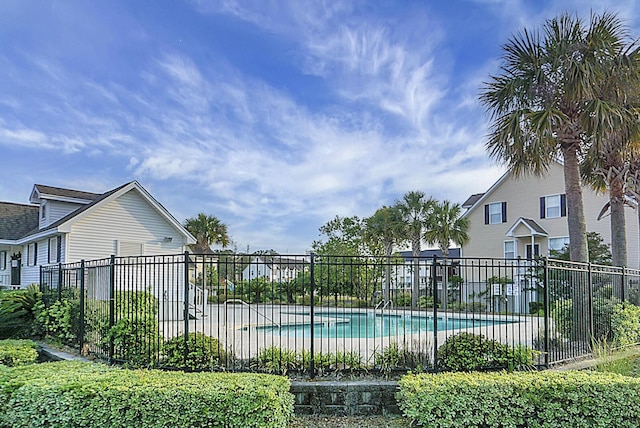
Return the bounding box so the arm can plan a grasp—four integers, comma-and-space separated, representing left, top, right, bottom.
374, 299, 393, 315
223, 299, 281, 329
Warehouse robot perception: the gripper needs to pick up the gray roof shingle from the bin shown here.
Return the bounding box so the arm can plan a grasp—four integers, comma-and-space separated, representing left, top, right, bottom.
0, 202, 39, 240
34, 184, 100, 201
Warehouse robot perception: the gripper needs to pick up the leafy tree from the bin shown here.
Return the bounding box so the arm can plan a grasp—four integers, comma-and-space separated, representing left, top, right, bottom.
550, 231, 612, 266
395, 191, 435, 307
480, 12, 632, 264
184, 213, 230, 254
364, 206, 404, 301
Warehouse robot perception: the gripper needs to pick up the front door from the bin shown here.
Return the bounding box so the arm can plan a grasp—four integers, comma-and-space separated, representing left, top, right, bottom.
10, 252, 21, 286
525, 244, 540, 259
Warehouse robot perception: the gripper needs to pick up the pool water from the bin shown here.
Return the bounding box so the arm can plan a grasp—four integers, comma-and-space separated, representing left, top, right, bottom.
258, 312, 510, 339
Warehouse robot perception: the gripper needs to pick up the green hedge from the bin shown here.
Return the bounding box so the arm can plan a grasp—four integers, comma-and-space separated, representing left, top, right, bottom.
398, 370, 640, 427
0, 340, 38, 367
0, 361, 294, 428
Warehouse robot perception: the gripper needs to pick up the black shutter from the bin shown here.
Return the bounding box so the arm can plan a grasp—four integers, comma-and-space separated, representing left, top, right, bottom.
47, 239, 51, 263
501, 202, 507, 223
484, 204, 489, 224
560, 194, 567, 217
56, 236, 62, 262
540, 197, 546, 219
33, 243, 37, 265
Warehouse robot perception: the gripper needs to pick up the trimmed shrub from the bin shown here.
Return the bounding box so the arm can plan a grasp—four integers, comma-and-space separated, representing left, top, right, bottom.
161, 333, 226, 371
0, 361, 294, 428
398, 370, 640, 428
0, 340, 38, 367
33, 299, 80, 345
436, 332, 536, 372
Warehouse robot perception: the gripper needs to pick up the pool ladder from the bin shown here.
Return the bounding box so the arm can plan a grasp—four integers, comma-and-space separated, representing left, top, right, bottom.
374, 299, 393, 315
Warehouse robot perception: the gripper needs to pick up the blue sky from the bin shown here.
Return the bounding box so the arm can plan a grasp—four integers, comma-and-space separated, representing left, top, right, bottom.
1, 1, 639, 253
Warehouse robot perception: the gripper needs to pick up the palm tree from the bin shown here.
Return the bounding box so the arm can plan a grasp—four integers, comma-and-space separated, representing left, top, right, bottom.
395, 191, 435, 308
424, 200, 470, 258
424, 200, 470, 310
480, 12, 631, 264
365, 205, 404, 302
184, 213, 230, 254
581, 47, 640, 267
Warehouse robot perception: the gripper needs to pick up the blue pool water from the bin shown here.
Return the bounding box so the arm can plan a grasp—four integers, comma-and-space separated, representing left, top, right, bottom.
257, 312, 512, 339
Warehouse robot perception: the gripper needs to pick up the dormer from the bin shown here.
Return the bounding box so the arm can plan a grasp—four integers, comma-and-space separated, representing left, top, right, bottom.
30, 184, 99, 229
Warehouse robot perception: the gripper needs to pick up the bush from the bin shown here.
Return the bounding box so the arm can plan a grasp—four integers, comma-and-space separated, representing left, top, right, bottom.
162, 333, 226, 371
551, 296, 621, 341
0, 285, 41, 339
611, 303, 640, 347
258, 346, 301, 373
393, 293, 412, 307
398, 370, 640, 428
0, 340, 38, 367
0, 361, 294, 428
436, 332, 536, 372
107, 317, 160, 368
33, 299, 80, 345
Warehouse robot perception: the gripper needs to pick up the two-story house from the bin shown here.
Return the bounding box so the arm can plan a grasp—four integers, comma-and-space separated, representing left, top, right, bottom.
0, 181, 195, 289
461, 161, 639, 269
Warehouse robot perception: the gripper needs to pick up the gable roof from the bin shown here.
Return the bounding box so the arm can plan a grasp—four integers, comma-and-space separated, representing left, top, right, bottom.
398, 248, 462, 259
0, 202, 39, 240
506, 218, 548, 237
31, 184, 99, 204
3, 181, 195, 245
462, 193, 484, 209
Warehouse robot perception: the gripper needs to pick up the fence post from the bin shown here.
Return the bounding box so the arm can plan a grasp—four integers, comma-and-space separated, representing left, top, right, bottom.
109, 255, 115, 364
183, 251, 190, 354
57, 262, 63, 301
432, 255, 438, 371
79, 260, 85, 353
587, 262, 594, 343
621, 267, 627, 302
309, 252, 315, 379
542, 257, 549, 368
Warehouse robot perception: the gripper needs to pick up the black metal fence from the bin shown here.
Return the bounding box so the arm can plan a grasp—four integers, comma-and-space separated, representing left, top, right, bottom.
39, 253, 640, 376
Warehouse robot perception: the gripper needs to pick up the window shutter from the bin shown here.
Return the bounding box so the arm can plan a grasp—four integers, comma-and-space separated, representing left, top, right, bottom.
540, 197, 546, 219
501, 202, 507, 223
56, 236, 62, 262
484, 204, 489, 224
47, 240, 51, 263
560, 194, 567, 217
33, 243, 38, 265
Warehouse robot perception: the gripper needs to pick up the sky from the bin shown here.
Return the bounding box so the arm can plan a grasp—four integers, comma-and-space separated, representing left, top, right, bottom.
1, 1, 639, 254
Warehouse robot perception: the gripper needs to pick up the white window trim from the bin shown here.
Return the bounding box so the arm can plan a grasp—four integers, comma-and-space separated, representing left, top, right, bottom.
545, 195, 562, 219
504, 240, 516, 259
489, 202, 503, 225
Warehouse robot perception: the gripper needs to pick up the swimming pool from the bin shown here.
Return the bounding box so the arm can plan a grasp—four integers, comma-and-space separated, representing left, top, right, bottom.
257, 312, 512, 339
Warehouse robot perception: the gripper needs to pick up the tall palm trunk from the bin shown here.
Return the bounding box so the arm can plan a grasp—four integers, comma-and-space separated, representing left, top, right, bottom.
609, 172, 628, 267
411, 235, 421, 308
561, 144, 589, 263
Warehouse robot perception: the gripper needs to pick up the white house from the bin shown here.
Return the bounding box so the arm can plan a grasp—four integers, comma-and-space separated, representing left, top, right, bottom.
0, 181, 195, 289
241, 256, 305, 283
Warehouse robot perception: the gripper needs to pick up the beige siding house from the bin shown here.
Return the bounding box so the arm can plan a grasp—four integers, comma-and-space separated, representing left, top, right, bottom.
0, 181, 195, 289
461, 161, 640, 269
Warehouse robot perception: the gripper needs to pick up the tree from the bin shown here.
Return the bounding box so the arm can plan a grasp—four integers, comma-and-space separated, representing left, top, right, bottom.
480, 12, 632, 264
581, 44, 640, 267
184, 213, 230, 254
423, 200, 470, 310
395, 191, 435, 307
424, 200, 470, 257
364, 205, 404, 301
550, 231, 612, 266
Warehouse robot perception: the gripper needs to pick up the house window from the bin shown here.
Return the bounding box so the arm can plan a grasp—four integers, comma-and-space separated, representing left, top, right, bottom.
540, 194, 566, 219
0, 251, 5, 270
485, 202, 507, 224
504, 241, 516, 259
41, 203, 46, 220
548, 237, 569, 253
48, 236, 61, 263
526, 244, 540, 259
27, 243, 38, 266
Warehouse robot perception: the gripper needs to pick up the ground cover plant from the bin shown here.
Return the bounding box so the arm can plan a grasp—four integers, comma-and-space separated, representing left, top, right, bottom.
0, 339, 38, 367
0, 360, 294, 428
398, 370, 640, 427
